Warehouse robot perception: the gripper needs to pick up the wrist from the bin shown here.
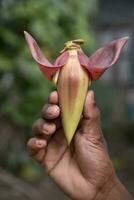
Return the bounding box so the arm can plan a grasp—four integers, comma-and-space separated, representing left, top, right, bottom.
72, 174, 117, 200
107, 178, 133, 200
94, 173, 117, 200
95, 175, 133, 200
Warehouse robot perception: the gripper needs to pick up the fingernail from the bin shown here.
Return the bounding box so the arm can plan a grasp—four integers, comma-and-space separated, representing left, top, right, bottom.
46, 107, 52, 114
47, 105, 59, 116
36, 140, 46, 148
47, 106, 55, 115
43, 123, 48, 130
42, 123, 49, 134
49, 91, 57, 100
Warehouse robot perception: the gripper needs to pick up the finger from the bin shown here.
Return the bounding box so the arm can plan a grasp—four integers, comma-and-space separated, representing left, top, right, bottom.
76, 90, 105, 146
42, 104, 60, 120
27, 138, 47, 156
32, 118, 62, 138
49, 91, 58, 104
81, 90, 101, 134
83, 90, 100, 121
32, 118, 56, 135
44, 129, 68, 173
32, 149, 46, 163
32, 118, 44, 134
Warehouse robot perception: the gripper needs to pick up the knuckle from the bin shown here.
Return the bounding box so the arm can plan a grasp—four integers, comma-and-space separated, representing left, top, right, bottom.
42, 104, 60, 119
43, 122, 56, 134
89, 134, 102, 146
48, 106, 57, 115
84, 133, 104, 148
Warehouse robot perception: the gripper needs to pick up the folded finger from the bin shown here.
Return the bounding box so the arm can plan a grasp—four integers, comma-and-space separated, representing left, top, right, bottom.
83, 90, 100, 121
27, 138, 47, 156
32, 118, 61, 139
31, 149, 46, 163
49, 91, 58, 104
32, 118, 44, 134
32, 118, 55, 135
42, 104, 60, 120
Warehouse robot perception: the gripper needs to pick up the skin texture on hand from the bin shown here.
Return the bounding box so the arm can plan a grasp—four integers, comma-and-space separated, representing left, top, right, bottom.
27, 91, 133, 200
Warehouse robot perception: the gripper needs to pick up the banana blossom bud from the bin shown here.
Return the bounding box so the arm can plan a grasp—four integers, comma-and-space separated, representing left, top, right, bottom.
24, 31, 128, 145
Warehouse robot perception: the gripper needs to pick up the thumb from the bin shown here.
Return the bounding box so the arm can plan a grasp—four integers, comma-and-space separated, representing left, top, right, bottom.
83, 90, 100, 120
75, 90, 104, 147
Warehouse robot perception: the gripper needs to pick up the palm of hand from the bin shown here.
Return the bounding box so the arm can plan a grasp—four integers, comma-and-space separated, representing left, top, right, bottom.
42, 122, 113, 200
27, 91, 114, 200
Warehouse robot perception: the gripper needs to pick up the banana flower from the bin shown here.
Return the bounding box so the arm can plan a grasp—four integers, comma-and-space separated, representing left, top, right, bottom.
24, 31, 128, 144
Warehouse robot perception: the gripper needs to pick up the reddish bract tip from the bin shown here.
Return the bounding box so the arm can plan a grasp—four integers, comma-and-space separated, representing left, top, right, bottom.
24, 31, 69, 80
88, 36, 129, 80
78, 37, 129, 80
24, 31, 129, 81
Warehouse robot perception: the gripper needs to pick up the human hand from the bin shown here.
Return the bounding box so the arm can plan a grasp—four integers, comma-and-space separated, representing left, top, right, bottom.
27, 91, 133, 200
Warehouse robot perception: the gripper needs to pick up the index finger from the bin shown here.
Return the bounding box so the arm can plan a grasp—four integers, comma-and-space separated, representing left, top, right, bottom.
49, 91, 58, 104
41, 91, 60, 120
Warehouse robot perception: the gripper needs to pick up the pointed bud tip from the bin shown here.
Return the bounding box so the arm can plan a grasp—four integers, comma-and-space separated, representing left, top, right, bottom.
24, 31, 31, 40
65, 131, 75, 146
122, 36, 129, 40
24, 31, 29, 42
24, 30, 27, 34
121, 36, 129, 43
66, 137, 73, 146
24, 30, 28, 37
116, 36, 129, 45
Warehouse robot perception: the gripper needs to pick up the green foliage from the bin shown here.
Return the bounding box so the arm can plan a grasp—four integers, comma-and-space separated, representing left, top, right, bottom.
0, 0, 97, 126
0, 0, 98, 176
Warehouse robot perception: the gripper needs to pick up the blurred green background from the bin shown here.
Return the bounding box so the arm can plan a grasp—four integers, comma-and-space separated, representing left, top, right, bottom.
0, 0, 134, 199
